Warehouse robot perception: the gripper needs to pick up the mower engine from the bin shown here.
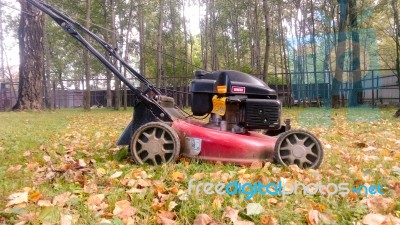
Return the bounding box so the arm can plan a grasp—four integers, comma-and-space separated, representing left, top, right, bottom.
191, 70, 282, 133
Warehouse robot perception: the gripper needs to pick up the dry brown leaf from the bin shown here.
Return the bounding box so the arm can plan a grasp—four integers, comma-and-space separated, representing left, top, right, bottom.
250, 161, 263, 169
171, 171, 185, 182
6, 192, 28, 207
193, 172, 205, 180
267, 198, 278, 204
159, 216, 176, 225
113, 200, 137, 219
362, 213, 387, 225
137, 179, 152, 188
235, 221, 256, 225
306, 210, 319, 225
222, 207, 239, 223
16, 212, 36, 224
362, 197, 394, 213
260, 214, 278, 225
60, 214, 73, 225
87, 194, 108, 211
110, 171, 123, 179
388, 182, 400, 197
353, 141, 368, 148
193, 214, 213, 225
157, 211, 176, 225
37, 200, 53, 207
28, 191, 42, 203
7, 164, 23, 173
52, 192, 73, 207
381, 214, 400, 225
83, 179, 98, 194
168, 201, 178, 211
306, 210, 336, 225
210, 170, 222, 180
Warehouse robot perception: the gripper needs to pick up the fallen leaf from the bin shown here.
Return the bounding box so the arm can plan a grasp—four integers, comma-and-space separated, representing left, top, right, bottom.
382, 214, 400, 225
362, 146, 377, 152
28, 191, 42, 203
98, 218, 112, 224
83, 179, 98, 194
362, 197, 394, 213
78, 159, 86, 168
168, 201, 178, 211
60, 214, 72, 225
362, 213, 386, 225
52, 192, 73, 207
246, 203, 264, 215
7, 164, 23, 173
171, 171, 185, 182
212, 197, 223, 210
354, 142, 368, 148
87, 194, 108, 211
250, 161, 263, 169
137, 179, 152, 188
223, 207, 239, 223
6, 192, 28, 207
113, 200, 137, 219
260, 214, 278, 225
388, 182, 400, 196
193, 214, 213, 225
157, 211, 176, 225
306, 210, 336, 225
235, 221, 256, 225
193, 173, 205, 180
306, 210, 319, 225
37, 200, 53, 207
96, 168, 106, 177
159, 216, 176, 225
267, 198, 278, 204
110, 171, 123, 179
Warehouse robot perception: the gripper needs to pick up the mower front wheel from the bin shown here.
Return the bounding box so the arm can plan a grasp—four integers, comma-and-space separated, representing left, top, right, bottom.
130, 122, 180, 165
274, 130, 323, 169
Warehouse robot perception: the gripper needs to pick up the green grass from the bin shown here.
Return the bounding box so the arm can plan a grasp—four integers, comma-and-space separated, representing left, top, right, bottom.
0, 107, 399, 224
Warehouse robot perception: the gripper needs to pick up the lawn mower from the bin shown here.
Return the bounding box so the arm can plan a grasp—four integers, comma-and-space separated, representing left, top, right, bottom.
28, 0, 324, 169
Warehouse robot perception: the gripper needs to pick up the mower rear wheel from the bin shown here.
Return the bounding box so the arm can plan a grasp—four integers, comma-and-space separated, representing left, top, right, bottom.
274, 130, 323, 169
130, 122, 180, 165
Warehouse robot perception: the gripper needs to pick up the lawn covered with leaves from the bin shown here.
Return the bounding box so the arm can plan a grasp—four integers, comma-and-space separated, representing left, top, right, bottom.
0, 108, 399, 225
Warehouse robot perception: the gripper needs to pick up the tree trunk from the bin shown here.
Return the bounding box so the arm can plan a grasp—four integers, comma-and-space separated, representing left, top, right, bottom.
349, 0, 362, 106
210, 0, 218, 71
13, 1, 45, 111
43, 19, 53, 109
391, 0, 400, 104
0, 3, 5, 82
138, 0, 146, 78
110, 0, 120, 110
333, 0, 349, 108
103, 1, 112, 108
84, 0, 91, 110
123, 1, 134, 110
262, 0, 271, 83
156, 0, 165, 88
182, 1, 189, 77
310, 0, 319, 103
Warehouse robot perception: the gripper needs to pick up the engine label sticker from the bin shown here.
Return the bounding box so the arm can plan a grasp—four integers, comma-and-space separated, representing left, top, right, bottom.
231, 86, 246, 93
185, 137, 202, 156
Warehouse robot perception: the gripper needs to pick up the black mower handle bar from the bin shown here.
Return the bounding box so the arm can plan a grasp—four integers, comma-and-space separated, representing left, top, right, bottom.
26, 0, 161, 97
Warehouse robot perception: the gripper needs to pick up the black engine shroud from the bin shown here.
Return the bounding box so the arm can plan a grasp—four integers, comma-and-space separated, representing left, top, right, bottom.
190, 70, 282, 130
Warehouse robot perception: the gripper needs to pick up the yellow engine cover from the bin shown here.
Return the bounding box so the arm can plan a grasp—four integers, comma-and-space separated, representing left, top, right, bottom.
211, 95, 227, 116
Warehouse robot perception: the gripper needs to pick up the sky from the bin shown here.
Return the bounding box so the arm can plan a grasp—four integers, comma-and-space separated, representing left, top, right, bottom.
0, 0, 203, 68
